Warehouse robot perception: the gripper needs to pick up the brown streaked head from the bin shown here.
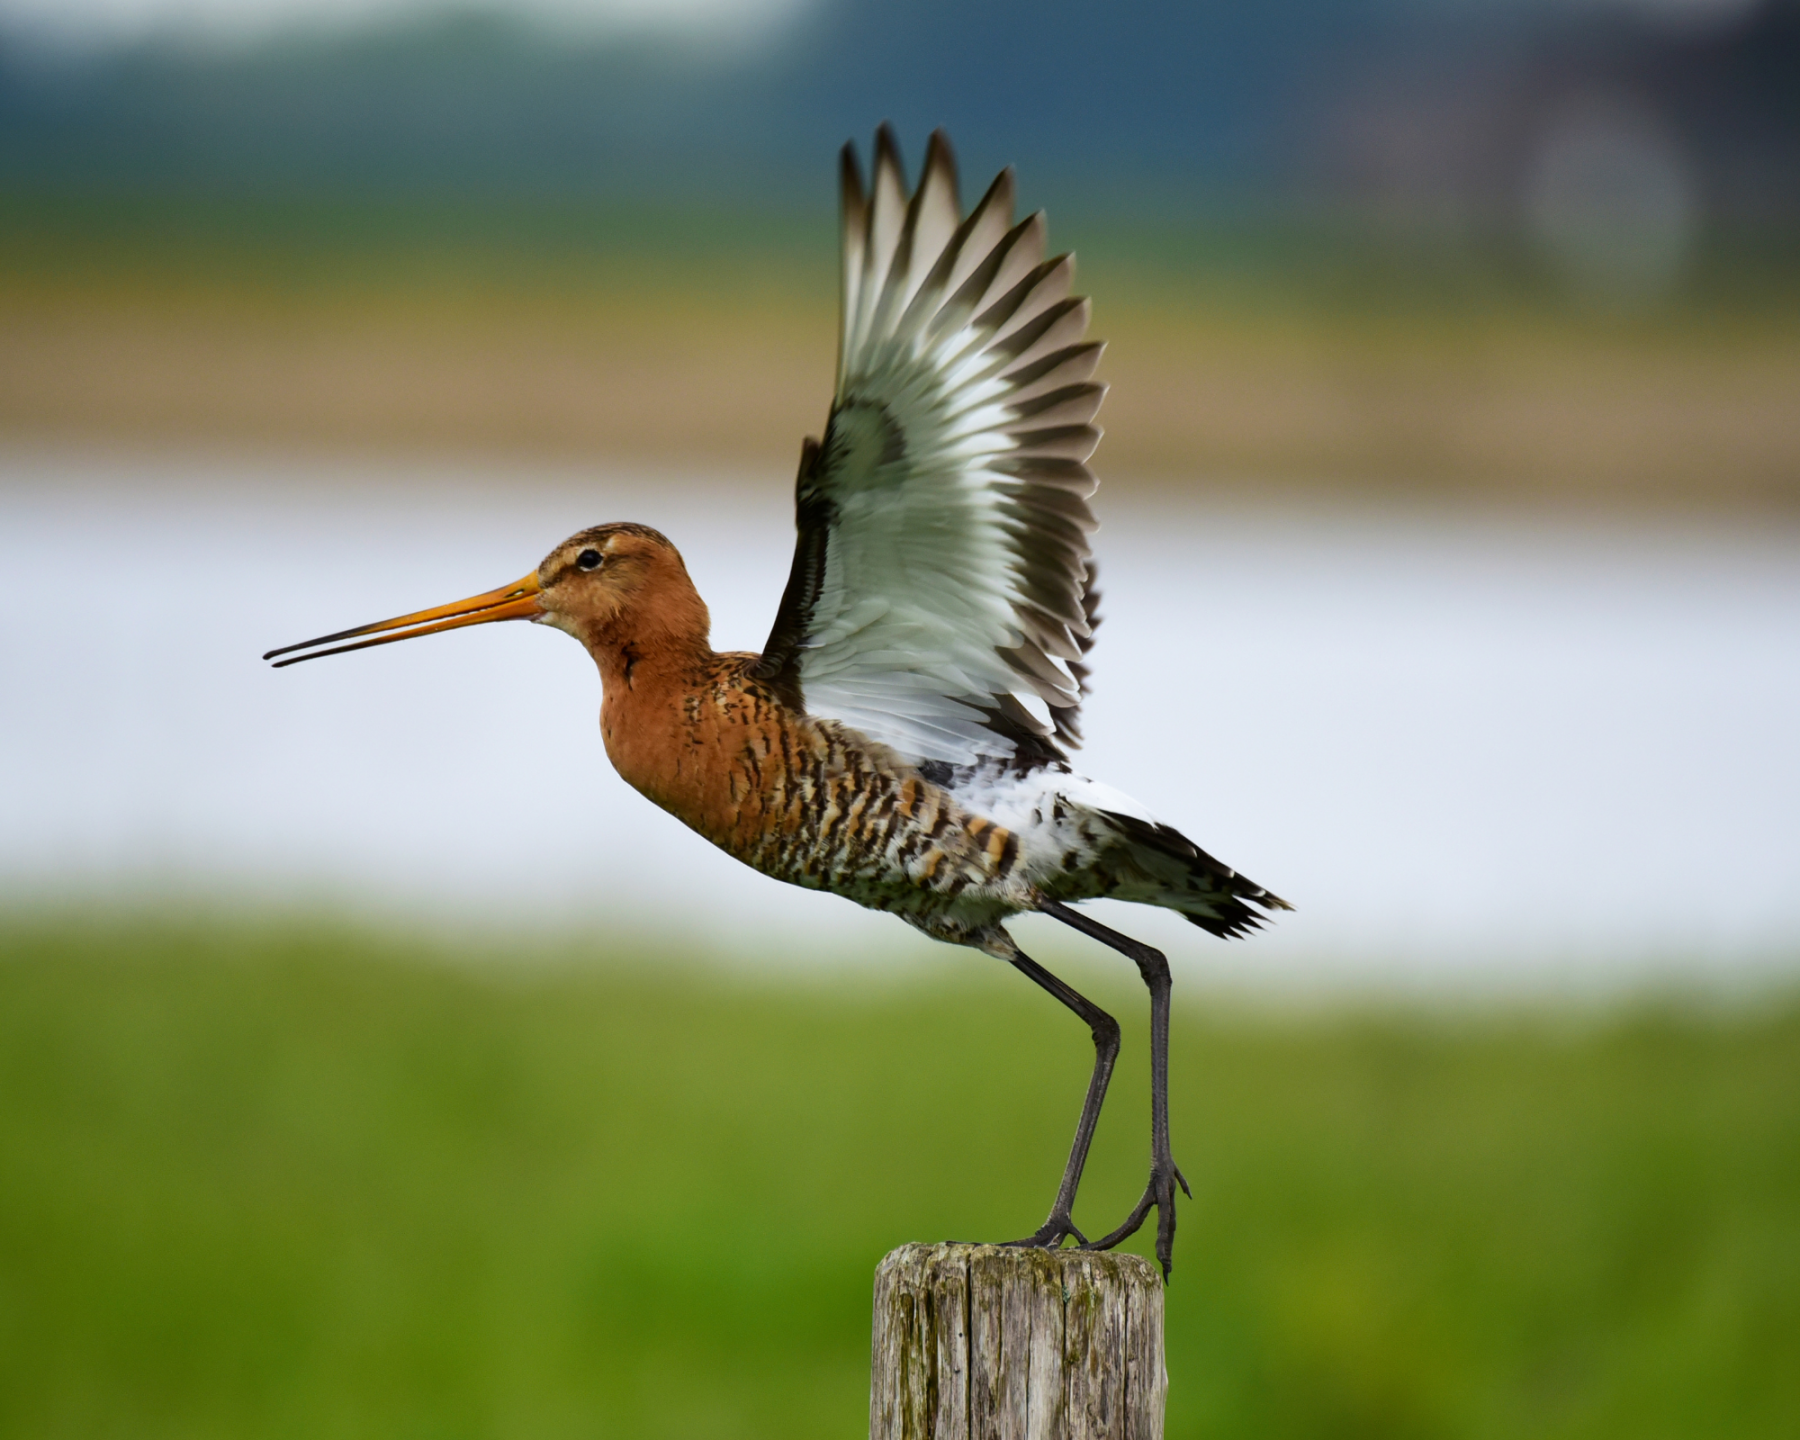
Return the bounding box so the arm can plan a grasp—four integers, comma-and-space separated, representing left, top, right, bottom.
532, 523, 710, 654
264, 522, 708, 669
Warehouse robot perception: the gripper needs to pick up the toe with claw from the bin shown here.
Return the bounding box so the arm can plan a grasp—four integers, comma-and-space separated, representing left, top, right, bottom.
1084, 1158, 1188, 1279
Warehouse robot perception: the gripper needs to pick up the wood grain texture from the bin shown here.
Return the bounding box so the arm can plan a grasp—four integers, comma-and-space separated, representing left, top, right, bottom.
872, 1244, 1165, 1440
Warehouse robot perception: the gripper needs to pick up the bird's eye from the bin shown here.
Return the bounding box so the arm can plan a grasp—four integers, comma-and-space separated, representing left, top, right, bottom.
576, 548, 604, 572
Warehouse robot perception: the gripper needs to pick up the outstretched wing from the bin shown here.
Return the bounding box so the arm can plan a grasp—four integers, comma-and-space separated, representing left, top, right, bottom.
755, 126, 1105, 768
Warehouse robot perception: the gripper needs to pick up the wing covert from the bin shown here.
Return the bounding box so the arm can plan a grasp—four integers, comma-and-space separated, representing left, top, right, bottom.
757, 126, 1106, 768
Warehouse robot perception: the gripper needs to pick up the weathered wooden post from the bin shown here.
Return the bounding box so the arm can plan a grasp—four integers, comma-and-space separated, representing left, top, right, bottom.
870, 1243, 1166, 1440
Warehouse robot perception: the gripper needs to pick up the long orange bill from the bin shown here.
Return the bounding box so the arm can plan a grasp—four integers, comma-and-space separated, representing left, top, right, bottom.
263, 573, 542, 668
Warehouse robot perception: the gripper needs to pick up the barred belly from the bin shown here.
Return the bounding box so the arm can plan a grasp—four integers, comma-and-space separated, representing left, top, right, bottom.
603, 658, 1033, 943
728, 716, 1029, 923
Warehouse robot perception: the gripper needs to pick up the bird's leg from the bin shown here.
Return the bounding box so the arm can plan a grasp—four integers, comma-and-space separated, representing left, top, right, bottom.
999, 944, 1121, 1251
1039, 901, 1190, 1280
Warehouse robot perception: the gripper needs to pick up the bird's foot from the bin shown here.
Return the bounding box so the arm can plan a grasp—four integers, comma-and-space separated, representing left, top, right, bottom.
1004, 1211, 1089, 1250
1083, 1161, 1192, 1280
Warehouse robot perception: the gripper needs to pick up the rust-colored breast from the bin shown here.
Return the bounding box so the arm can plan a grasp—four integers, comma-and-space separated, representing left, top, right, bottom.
600, 653, 1022, 914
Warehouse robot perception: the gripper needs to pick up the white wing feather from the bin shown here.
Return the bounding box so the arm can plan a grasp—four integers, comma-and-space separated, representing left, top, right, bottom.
759, 127, 1105, 767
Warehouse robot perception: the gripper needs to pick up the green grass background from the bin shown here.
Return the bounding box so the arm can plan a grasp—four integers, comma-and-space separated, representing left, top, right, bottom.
2, 916, 1795, 1438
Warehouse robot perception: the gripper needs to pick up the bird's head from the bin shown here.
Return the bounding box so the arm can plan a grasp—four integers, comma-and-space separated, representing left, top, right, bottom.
534, 524, 709, 654
265, 522, 709, 669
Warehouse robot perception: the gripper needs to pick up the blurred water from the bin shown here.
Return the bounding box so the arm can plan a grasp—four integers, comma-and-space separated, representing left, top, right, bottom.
3, 446, 1797, 995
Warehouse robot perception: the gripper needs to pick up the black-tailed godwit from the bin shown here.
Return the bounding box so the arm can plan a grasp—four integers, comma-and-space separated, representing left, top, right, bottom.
266, 126, 1289, 1276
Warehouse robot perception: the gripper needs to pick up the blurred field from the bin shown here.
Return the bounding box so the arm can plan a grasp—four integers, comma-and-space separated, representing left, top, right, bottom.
1, 914, 1795, 1439
4, 195, 1799, 506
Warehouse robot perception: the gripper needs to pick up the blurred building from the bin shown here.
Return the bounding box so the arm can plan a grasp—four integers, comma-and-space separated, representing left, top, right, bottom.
1319, 0, 1800, 299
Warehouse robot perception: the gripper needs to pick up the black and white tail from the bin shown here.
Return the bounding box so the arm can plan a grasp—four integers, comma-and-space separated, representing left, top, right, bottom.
1094, 811, 1291, 940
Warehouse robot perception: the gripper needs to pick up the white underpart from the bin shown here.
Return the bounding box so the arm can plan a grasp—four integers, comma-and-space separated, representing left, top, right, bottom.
949, 763, 1160, 878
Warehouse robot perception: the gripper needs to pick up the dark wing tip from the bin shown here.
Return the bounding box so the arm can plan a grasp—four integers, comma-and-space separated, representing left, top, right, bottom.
874, 120, 904, 180
922, 128, 959, 204
840, 139, 865, 200
965, 166, 1018, 234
